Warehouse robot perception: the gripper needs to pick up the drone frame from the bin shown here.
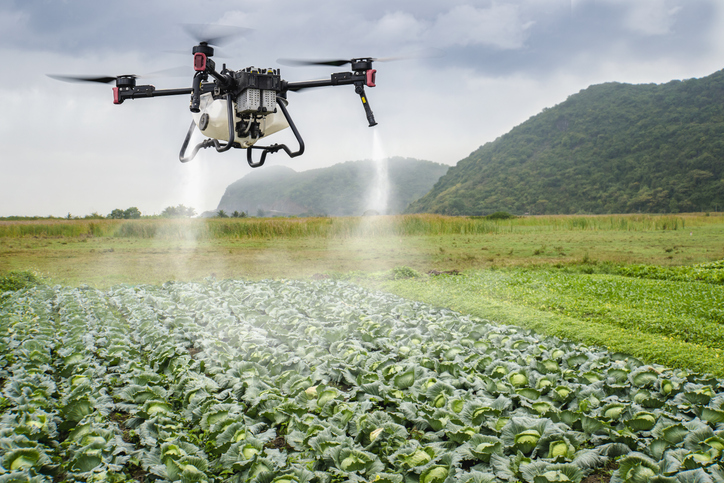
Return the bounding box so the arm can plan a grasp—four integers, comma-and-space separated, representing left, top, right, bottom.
111, 42, 378, 168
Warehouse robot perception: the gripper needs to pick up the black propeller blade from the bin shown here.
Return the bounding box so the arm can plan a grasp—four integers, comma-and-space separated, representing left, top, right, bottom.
48, 67, 191, 85
183, 23, 251, 46
277, 59, 353, 67
47, 74, 137, 84
276, 56, 406, 67
277, 50, 442, 68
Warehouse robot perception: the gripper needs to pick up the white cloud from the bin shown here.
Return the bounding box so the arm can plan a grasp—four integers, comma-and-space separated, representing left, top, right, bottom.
0, 8, 29, 40
623, 0, 682, 36
429, 4, 532, 49
366, 11, 426, 45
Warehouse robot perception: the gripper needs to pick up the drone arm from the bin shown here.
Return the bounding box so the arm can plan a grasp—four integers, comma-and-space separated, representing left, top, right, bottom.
284, 71, 371, 92
114, 86, 213, 104
283, 71, 378, 127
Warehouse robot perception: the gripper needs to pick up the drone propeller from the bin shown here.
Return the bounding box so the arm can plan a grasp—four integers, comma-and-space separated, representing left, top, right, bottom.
47, 74, 137, 84
47, 66, 191, 85
278, 49, 442, 68
183, 23, 251, 47
276, 56, 405, 68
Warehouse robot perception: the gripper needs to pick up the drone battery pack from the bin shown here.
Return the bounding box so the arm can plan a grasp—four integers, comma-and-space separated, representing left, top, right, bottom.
237, 89, 277, 115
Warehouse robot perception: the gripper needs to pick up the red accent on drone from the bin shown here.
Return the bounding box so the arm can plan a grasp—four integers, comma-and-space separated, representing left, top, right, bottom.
366, 70, 376, 88
113, 87, 120, 104
194, 53, 207, 72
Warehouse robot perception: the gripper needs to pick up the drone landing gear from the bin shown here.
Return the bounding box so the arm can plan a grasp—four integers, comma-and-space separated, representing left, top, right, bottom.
246, 98, 304, 168
179, 94, 304, 168
179, 92, 237, 163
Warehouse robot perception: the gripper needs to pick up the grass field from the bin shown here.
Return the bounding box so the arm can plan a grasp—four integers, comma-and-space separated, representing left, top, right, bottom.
2, 213, 723, 287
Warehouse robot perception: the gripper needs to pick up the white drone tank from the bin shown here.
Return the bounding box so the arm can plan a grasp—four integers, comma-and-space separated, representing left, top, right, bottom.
191, 92, 290, 148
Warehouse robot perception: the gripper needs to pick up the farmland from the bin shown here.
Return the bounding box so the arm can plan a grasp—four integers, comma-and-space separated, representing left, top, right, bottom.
1, 213, 723, 286
1, 213, 724, 482
3, 278, 724, 482
382, 263, 724, 376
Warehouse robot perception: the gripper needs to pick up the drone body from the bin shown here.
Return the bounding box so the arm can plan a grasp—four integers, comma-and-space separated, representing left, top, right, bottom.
190, 68, 290, 150
60, 37, 381, 168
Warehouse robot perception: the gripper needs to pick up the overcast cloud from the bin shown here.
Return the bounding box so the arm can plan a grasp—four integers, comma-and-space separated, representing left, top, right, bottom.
1, 0, 722, 216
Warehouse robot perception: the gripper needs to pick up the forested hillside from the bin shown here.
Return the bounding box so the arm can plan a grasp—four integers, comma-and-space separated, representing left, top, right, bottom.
217, 157, 448, 216
407, 70, 724, 215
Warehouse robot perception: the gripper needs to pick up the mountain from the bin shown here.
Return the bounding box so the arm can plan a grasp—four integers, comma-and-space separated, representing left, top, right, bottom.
406, 70, 724, 215
216, 157, 449, 216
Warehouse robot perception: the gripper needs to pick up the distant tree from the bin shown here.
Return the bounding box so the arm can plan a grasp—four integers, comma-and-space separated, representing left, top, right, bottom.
256, 208, 266, 217
161, 206, 177, 218
161, 204, 196, 218
109, 207, 141, 219
164, 206, 180, 218
108, 209, 125, 219
84, 212, 105, 220
181, 205, 196, 217
217, 210, 228, 218
124, 207, 141, 219
232, 211, 247, 218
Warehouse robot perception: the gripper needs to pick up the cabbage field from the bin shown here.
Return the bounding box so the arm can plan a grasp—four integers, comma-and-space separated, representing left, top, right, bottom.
1, 279, 724, 482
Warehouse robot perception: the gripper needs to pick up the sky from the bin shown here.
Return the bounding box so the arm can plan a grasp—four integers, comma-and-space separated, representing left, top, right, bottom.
1, 0, 723, 217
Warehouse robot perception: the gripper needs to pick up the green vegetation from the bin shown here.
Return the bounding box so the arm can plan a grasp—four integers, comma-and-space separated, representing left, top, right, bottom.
0, 212, 719, 240
381, 265, 724, 376
613, 259, 724, 285
2, 213, 723, 288
2, 214, 724, 482
218, 157, 449, 216
2, 214, 722, 374
484, 211, 516, 220
161, 204, 196, 218
2, 279, 723, 482
0, 270, 41, 299
108, 207, 142, 219
215, 210, 248, 218
408, 70, 724, 215
391, 265, 422, 280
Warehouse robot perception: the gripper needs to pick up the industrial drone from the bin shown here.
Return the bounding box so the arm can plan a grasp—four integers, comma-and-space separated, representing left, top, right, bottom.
50, 27, 381, 168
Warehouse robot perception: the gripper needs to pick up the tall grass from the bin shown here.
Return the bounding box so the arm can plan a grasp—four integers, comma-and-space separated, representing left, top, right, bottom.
0, 220, 113, 238
0, 213, 721, 240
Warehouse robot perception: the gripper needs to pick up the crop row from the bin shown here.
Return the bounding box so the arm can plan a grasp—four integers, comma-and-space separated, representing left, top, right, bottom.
390, 268, 724, 375
1, 279, 723, 482
614, 260, 724, 285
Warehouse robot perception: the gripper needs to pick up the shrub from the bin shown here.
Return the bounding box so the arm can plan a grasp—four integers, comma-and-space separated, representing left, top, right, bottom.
0, 271, 42, 299
486, 211, 516, 220
391, 266, 421, 280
